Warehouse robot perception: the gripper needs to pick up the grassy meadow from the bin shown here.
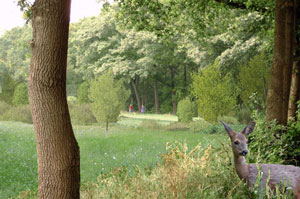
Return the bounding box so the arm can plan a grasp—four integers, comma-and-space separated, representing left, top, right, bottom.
0, 113, 233, 199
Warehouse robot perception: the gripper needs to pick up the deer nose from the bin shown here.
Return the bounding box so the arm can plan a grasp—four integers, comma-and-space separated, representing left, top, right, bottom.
241, 150, 248, 156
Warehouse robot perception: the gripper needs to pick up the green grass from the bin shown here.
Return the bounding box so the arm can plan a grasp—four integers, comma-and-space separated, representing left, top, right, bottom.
0, 116, 227, 198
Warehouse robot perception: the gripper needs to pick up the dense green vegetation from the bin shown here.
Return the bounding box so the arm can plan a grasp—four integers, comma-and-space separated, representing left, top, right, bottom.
0, 118, 229, 199
1, 0, 299, 198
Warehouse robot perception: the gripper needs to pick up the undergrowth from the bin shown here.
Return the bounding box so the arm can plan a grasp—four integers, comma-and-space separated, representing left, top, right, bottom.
79, 141, 293, 199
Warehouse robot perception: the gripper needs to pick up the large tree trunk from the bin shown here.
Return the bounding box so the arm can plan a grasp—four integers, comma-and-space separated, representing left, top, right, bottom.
288, 61, 300, 119
131, 77, 141, 112
29, 1, 80, 198
170, 67, 177, 114
154, 80, 159, 113
266, 0, 296, 125
288, 1, 300, 119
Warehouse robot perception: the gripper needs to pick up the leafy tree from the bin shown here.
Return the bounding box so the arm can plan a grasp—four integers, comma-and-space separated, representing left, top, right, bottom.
77, 81, 90, 104
90, 70, 129, 131
12, 82, 29, 106
238, 53, 270, 106
192, 62, 236, 122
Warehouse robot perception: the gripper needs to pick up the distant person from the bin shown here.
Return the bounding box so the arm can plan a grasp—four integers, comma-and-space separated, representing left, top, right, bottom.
141, 105, 145, 114
129, 104, 133, 113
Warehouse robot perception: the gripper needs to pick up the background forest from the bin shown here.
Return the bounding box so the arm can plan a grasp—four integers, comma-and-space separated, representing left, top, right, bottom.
1, 0, 300, 198
0, 3, 272, 122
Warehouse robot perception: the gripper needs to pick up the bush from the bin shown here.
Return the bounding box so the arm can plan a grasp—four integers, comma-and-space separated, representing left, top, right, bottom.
1, 105, 32, 123
236, 107, 251, 124
77, 81, 90, 104
164, 122, 189, 131
12, 82, 29, 106
69, 104, 97, 125
192, 62, 236, 122
177, 98, 194, 123
248, 110, 300, 166
67, 96, 78, 105
80, 141, 292, 198
0, 100, 11, 116
139, 120, 162, 130
218, 115, 239, 125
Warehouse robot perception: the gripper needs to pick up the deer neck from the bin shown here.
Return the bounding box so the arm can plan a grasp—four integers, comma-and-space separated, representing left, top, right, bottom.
233, 154, 249, 181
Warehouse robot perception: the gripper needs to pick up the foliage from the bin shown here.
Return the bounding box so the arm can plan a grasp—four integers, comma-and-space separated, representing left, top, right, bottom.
0, 100, 11, 116
248, 110, 300, 166
0, 73, 16, 105
77, 81, 90, 104
0, 105, 32, 124
177, 97, 194, 122
80, 141, 292, 199
192, 62, 236, 122
12, 82, 29, 106
217, 115, 239, 125
236, 107, 252, 124
238, 53, 270, 105
69, 104, 97, 125
0, 119, 219, 198
89, 70, 129, 128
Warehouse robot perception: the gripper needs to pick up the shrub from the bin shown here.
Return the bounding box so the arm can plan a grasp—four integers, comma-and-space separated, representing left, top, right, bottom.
80, 141, 291, 198
248, 110, 300, 166
164, 122, 189, 131
0, 100, 11, 116
69, 104, 97, 125
77, 81, 90, 104
177, 98, 194, 123
236, 107, 251, 124
192, 62, 236, 122
67, 96, 78, 105
139, 120, 162, 130
12, 82, 29, 106
218, 115, 239, 125
1, 105, 32, 123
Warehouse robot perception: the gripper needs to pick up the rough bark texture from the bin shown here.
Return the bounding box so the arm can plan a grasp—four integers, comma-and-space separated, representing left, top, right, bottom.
288, 61, 300, 119
154, 80, 159, 113
266, 0, 296, 125
29, 1, 80, 198
288, 0, 300, 119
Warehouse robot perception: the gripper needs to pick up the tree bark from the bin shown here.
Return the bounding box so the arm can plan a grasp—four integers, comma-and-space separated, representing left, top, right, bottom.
288, 0, 300, 119
131, 77, 141, 112
288, 61, 300, 119
29, 1, 80, 198
170, 67, 177, 114
154, 80, 159, 113
266, 0, 296, 125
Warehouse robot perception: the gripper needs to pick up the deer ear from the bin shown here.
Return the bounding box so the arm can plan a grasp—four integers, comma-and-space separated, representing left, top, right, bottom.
241, 122, 256, 136
220, 120, 235, 138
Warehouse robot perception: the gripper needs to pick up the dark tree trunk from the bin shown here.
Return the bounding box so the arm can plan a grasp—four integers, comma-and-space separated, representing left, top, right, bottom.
154, 80, 159, 113
266, 0, 296, 125
288, 0, 300, 119
170, 67, 177, 114
28, 0, 80, 198
183, 65, 187, 95
131, 77, 141, 112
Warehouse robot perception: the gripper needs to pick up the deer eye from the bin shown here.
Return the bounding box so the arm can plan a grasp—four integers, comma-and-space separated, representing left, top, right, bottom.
234, 140, 240, 145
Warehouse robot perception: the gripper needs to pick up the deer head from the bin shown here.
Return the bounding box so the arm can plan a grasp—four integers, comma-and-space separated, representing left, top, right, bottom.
220, 121, 256, 157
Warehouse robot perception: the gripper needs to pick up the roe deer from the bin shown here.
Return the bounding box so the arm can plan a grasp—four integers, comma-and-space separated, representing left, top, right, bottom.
220, 121, 300, 198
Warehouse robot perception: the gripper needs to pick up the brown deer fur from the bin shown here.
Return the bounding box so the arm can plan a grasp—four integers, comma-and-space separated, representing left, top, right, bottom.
221, 121, 300, 198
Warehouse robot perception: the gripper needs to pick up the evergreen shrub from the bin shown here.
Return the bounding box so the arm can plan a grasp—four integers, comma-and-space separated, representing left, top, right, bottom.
177, 98, 194, 123
12, 82, 29, 106
69, 104, 97, 125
